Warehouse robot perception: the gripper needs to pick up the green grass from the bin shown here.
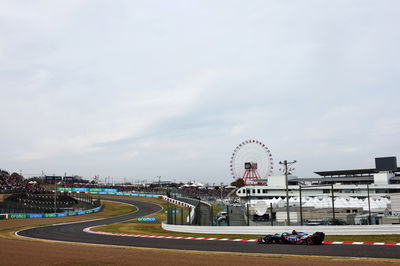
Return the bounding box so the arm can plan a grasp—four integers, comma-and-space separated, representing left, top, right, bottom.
95, 200, 137, 218
211, 204, 222, 217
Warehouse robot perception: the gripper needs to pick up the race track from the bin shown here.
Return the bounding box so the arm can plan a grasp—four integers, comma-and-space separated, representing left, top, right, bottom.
17, 198, 400, 259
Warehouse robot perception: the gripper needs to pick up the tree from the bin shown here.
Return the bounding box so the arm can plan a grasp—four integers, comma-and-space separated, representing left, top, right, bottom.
231, 178, 245, 188
10, 172, 24, 181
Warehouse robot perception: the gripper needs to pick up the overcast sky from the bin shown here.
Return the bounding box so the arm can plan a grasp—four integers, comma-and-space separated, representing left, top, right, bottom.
1, 1, 399, 184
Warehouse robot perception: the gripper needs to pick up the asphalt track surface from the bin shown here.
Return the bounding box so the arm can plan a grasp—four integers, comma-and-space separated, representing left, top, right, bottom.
17, 198, 400, 259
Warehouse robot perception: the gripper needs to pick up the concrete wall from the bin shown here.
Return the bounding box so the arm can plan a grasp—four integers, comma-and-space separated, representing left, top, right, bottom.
162, 222, 400, 235
374, 172, 394, 185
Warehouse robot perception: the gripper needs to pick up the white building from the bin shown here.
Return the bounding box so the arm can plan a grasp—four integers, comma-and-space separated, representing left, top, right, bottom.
236, 157, 400, 201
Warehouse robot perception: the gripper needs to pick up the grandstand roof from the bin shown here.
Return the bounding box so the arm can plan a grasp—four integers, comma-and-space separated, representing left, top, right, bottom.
315, 167, 400, 177
314, 168, 378, 176
291, 176, 373, 183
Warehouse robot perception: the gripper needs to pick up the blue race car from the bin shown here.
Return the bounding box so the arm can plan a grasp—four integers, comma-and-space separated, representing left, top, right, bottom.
258, 230, 325, 245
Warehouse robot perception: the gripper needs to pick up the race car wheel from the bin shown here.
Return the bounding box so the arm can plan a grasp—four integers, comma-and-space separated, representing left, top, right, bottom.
272, 238, 281, 244
306, 237, 314, 245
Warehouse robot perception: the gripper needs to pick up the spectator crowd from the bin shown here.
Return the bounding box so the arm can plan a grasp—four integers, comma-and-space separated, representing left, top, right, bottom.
178, 187, 234, 201
0, 170, 46, 194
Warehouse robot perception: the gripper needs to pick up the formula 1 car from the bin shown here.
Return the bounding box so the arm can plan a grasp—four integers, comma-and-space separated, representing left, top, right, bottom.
257, 231, 325, 245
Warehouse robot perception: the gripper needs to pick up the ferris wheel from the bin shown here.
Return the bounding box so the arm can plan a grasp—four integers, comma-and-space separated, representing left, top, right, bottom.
230, 140, 274, 185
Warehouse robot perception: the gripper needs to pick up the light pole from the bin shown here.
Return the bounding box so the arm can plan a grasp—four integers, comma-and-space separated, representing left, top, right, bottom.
367, 184, 371, 225
299, 185, 303, 226
331, 184, 336, 223
279, 160, 297, 226
246, 188, 250, 226
246, 187, 250, 226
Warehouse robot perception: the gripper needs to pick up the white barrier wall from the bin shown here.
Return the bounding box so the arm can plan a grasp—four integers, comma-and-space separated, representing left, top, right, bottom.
161, 222, 400, 235
161, 196, 196, 223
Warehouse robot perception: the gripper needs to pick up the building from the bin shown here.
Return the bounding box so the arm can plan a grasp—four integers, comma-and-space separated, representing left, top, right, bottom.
236, 156, 400, 199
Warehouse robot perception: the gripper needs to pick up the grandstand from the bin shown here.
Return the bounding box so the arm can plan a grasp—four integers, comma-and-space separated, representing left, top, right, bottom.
0, 169, 100, 214
0, 170, 46, 194
0, 192, 99, 214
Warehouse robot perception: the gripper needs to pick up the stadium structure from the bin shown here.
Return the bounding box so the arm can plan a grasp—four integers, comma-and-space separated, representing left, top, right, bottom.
234, 156, 400, 224
236, 156, 400, 199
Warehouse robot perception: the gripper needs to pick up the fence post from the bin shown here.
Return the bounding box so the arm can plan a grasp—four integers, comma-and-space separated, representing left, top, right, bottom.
189, 207, 191, 225
167, 201, 170, 224
210, 205, 213, 226
174, 207, 177, 225
247, 201, 250, 226
181, 207, 183, 225
227, 205, 230, 226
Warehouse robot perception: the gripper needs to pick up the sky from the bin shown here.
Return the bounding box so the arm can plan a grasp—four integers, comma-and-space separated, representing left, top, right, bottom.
1, 0, 399, 184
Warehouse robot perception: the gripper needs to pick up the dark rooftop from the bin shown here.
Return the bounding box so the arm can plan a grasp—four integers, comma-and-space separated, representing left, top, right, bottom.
314, 168, 378, 176
314, 167, 400, 177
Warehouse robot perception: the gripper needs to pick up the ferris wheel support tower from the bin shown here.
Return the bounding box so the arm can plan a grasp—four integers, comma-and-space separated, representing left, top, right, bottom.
242, 162, 261, 184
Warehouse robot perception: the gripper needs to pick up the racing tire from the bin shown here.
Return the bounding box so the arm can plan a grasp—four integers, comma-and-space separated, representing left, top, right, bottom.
306, 237, 314, 245
272, 238, 282, 244
265, 237, 273, 244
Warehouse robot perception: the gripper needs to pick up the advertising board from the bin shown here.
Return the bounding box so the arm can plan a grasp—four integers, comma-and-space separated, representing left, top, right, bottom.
137, 217, 157, 222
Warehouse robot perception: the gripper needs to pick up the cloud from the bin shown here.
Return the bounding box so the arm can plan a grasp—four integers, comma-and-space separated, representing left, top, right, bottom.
0, 1, 399, 181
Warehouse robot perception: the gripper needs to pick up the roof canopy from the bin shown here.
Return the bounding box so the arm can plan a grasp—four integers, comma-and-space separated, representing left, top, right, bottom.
314, 168, 378, 177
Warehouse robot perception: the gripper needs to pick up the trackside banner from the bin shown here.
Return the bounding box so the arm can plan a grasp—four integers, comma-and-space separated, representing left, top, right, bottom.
56, 188, 162, 199
57, 187, 162, 199
84, 191, 161, 199
137, 217, 157, 222
57, 187, 118, 193
6, 206, 102, 220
